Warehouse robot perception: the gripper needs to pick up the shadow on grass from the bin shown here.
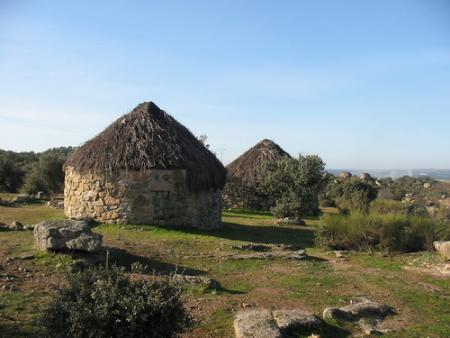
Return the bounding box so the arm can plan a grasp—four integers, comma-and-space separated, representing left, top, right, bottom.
67, 248, 247, 295
68, 247, 208, 276
0, 322, 37, 338
150, 221, 317, 248
282, 321, 351, 338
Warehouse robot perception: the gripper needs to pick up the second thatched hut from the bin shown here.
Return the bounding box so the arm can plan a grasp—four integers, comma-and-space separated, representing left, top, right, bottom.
64, 102, 226, 229
223, 139, 290, 210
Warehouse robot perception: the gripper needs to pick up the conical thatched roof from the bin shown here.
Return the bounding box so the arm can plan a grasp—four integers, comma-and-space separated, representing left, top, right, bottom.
226, 139, 290, 186
65, 102, 226, 192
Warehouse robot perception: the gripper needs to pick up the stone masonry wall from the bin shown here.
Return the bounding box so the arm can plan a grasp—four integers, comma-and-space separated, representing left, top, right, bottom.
222, 181, 275, 211
64, 166, 222, 229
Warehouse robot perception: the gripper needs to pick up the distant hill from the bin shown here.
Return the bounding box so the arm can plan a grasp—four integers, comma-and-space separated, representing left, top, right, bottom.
327, 169, 450, 180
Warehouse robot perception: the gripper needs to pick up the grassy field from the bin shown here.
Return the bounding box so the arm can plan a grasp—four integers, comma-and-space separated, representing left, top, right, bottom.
0, 204, 449, 337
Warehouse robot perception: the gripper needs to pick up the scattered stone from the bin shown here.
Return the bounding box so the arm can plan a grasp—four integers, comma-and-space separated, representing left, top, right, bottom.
46, 199, 65, 209
33, 220, 103, 252
277, 244, 304, 251
36, 191, 46, 199
323, 298, 394, 321
172, 274, 217, 288
18, 253, 35, 260
276, 218, 306, 226
358, 319, 380, 335
322, 307, 354, 321
23, 224, 34, 231
334, 250, 348, 259
232, 243, 272, 252
433, 241, 450, 261
230, 250, 307, 261
234, 310, 281, 338
11, 194, 34, 204
8, 221, 23, 231
272, 310, 321, 333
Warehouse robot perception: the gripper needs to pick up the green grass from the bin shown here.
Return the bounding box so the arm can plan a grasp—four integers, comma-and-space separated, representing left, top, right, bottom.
0, 203, 64, 224
1, 205, 450, 337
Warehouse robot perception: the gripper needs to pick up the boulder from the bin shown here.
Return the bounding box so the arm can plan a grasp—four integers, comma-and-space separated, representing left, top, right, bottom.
33, 220, 102, 252
172, 274, 217, 288
276, 218, 306, 226
230, 250, 307, 261
323, 298, 394, 321
234, 310, 281, 338
8, 221, 24, 231
434, 241, 450, 261
272, 310, 321, 333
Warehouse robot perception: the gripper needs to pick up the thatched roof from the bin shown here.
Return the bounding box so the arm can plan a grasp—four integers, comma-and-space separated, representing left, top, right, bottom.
226, 139, 290, 187
65, 102, 226, 192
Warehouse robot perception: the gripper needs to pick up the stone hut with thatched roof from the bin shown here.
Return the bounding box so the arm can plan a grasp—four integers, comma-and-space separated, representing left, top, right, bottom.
64, 102, 226, 229
223, 139, 290, 210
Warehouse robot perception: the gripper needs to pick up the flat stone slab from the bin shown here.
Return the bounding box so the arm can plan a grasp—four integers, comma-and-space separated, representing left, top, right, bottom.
234, 310, 281, 338
272, 310, 321, 333
172, 274, 217, 288
33, 220, 103, 252
275, 218, 306, 226
323, 298, 394, 321
434, 241, 450, 261
229, 250, 307, 261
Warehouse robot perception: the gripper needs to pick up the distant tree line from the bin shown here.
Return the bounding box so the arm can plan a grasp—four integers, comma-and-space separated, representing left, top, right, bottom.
0, 147, 76, 195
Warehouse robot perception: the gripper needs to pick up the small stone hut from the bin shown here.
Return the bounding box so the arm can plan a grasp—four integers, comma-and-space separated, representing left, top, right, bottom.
223, 139, 290, 210
64, 102, 227, 229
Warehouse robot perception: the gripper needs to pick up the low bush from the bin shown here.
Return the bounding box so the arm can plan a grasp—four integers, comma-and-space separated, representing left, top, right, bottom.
370, 199, 405, 215
40, 265, 191, 338
317, 212, 450, 252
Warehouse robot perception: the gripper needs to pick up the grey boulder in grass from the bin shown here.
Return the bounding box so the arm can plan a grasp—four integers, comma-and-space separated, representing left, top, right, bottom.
33, 220, 103, 252
434, 241, 450, 261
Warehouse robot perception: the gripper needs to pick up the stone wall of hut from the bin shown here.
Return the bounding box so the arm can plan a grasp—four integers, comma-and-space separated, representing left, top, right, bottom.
64, 166, 222, 229
222, 181, 275, 211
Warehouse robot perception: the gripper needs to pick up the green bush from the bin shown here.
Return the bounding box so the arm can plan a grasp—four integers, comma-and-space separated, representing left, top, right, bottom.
0, 157, 25, 192
321, 177, 378, 214
22, 153, 67, 194
40, 265, 191, 338
317, 212, 450, 252
262, 154, 325, 218
370, 199, 406, 215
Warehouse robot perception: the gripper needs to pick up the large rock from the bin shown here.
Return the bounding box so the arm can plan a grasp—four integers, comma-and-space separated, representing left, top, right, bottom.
234, 310, 281, 338
272, 310, 321, 333
323, 298, 394, 321
434, 241, 450, 261
33, 220, 102, 252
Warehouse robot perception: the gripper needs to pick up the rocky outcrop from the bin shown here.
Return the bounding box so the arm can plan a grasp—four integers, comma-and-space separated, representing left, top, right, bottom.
275, 218, 306, 226
272, 310, 321, 334
323, 298, 394, 321
234, 309, 321, 338
434, 241, 450, 261
234, 310, 281, 338
229, 250, 307, 261
0, 221, 24, 231
33, 220, 103, 252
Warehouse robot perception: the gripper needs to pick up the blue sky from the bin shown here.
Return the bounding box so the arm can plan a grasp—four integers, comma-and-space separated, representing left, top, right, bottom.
1, 0, 449, 168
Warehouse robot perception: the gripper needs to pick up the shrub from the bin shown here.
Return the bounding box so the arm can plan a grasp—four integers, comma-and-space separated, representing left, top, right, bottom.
317, 212, 450, 252
22, 153, 67, 194
262, 154, 325, 219
321, 177, 378, 214
0, 158, 25, 192
40, 265, 191, 338
335, 178, 378, 214
370, 199, 405, 215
